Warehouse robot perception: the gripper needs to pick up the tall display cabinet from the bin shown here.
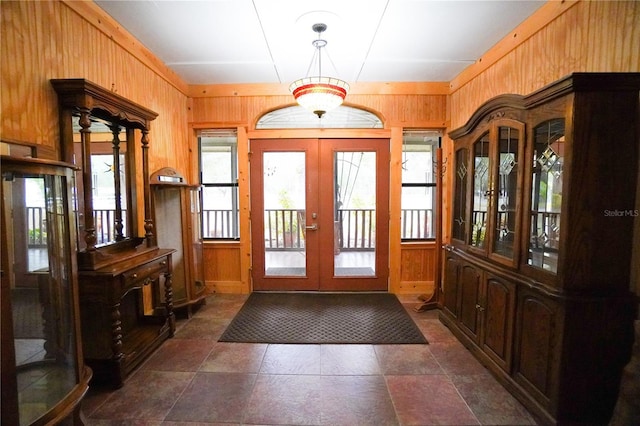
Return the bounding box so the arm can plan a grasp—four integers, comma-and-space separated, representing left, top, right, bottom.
1, 155, 92, 425
441, 73, 640, 425
151, 167, 206, 316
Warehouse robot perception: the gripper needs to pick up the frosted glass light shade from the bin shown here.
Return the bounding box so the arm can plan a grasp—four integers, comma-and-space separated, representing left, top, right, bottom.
289, 76, 349, 118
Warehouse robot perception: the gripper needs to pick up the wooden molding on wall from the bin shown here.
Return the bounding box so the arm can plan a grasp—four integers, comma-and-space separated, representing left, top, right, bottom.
188, 81, 451, 98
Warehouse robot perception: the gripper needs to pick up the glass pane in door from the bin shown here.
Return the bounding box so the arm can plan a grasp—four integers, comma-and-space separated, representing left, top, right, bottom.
334, 151, 376, 276
470, 134, 490, 248
263, 152, 306, 276
493, 126, 520, 258
453, 148, 469, 241
528, 119, 564, 273
8, 174, 78, 425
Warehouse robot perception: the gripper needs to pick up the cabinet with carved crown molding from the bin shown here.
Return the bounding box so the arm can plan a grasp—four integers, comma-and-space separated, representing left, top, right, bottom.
440, 73, 640, 425
51, 79, 176, 388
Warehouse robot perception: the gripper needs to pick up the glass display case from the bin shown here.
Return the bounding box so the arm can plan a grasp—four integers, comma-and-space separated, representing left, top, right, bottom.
442, 73, 640, 425
151, 167, 206, 317
1, 155, 91, 425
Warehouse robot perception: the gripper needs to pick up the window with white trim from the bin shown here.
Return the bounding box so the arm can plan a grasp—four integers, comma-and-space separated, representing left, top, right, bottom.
199, 129, 239, 239
401, 130, 441, 240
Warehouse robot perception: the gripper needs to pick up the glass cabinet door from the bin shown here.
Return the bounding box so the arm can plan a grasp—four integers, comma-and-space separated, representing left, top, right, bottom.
490, 124, 523, 261
452, 148, 469, 242
1, 156, 89, 426
528, 119, 564, 273
470, 133, 490, 249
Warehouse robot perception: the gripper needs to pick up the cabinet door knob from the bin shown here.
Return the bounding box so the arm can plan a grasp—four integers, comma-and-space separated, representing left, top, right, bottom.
160, 261, 167, 266
132, 273, 138, 279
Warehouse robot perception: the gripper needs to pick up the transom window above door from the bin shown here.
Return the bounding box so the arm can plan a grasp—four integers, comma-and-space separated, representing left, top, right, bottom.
256, 105, 383, 129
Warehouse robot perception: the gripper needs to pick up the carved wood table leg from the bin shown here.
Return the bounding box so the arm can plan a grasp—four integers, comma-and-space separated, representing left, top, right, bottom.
110, 302, 124, 388
164, 271, 176, 336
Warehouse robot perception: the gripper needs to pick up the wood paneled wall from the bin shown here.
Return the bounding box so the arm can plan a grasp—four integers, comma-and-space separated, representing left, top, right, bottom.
190, 94, 448, 129
449, 0, 640, 129
0, 0, 193, 180
447, 0, 640, 296
3, 0, 638, 295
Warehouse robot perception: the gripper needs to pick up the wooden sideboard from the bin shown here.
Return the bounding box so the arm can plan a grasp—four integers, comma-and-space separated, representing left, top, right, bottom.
51, 79, 176, 388
79, 247, 175, 388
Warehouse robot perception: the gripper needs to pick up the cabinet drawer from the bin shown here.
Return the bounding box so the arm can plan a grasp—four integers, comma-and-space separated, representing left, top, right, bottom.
122, 257, 169, 288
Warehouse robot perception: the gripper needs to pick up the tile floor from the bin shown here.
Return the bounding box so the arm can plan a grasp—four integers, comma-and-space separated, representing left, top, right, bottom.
82, 294, 538, 425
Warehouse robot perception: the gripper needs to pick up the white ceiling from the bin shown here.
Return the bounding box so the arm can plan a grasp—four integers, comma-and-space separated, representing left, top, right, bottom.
95, 0, 545, 86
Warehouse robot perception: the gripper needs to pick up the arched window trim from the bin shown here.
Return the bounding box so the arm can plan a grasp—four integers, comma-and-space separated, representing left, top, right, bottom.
255, 104, 384, 129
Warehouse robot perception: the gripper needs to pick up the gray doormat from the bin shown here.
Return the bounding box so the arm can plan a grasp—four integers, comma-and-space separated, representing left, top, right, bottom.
219, 292, 428, 344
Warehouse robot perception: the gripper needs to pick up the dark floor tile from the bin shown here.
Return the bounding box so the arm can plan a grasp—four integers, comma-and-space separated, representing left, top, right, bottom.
87, 420, 163, 425
415, 318, 460, 343
320, 375, 399, 425
429, 340, 491, 376
243, 374, 323, 425
173, 317, 230, 340
89, 370, 194, 421
199, 342, 267, 373
260, 344, 321, 375
451, 374, 538, 425
386, 374, 480, 425
142, 338, 216, 372
162, 422, 238, 426
81, 291, 539, 425
321, 344, 381, 375
164, 372, 256, 423
81, 385, 113, 418
195, 294, 248, 319
374, 344, 443, 375
403, 302, 440, 323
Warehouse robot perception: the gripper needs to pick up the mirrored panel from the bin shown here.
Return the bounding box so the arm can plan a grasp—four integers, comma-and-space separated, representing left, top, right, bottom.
72, 116, 130, 248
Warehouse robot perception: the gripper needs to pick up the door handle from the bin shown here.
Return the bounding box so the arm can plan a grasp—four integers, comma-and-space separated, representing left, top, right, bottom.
305, 224, 318, 231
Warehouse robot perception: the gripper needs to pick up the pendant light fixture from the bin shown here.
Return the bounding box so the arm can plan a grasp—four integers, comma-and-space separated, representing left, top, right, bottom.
289, 23, 349, 118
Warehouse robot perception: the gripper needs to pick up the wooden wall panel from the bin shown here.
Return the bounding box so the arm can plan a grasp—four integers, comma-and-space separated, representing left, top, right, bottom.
203, 243, 245, 294
449, 0, 640, 129
191, 95, 448, 129
0, 1, 191, 180
398, 243, 436, 294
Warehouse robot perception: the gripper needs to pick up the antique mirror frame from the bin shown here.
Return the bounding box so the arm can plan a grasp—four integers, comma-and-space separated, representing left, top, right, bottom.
51, 79, 159, 268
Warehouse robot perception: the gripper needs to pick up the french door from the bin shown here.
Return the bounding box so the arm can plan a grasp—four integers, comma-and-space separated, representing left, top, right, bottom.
250, 138, 389, 291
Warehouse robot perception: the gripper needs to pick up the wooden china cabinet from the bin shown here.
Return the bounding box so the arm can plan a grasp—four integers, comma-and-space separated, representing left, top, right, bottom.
441, 73, 640, 425
51, 79, 175, 388
151, 167, 206, 317
1, 154, 92, 425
